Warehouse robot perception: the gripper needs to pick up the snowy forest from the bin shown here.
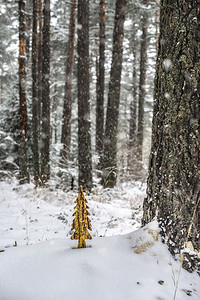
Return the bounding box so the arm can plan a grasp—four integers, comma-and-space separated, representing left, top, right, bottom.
0, 0, 200, 299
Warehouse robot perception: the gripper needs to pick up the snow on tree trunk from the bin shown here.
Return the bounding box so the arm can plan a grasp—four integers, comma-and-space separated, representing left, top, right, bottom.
143, 0, 200, 272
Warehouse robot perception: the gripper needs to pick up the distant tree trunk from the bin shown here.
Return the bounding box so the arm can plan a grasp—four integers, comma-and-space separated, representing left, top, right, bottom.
129, 48, 137, 143
61, 0, 76, 163
137, 8, 148, 161
77, 0, 93, 191
52, 84, 58, 144
18, 0, 29, 184
37, 0, 44, 126
103, 0, 128, 188
32, 0, 40, 183
143, 0, 200, 272
128, 40, 138, 176
96, 0, 105, 171
25, 0, 32, 63
41, 0, 50, 182
0, 73, 3, 104
155, 0, 160, 55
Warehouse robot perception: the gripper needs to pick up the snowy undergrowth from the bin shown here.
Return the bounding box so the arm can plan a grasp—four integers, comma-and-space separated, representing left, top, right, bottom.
0, 179, 199, 300
0, 179, 144, 248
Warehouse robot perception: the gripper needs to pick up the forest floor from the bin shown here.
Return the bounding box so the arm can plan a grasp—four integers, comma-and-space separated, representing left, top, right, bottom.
0, 179, 199, 300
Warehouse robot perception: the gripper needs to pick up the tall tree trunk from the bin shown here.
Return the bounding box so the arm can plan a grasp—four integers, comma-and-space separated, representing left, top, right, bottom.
96, 0, 105, 171
103, 0, 128, 188
155, 0, 160, 55
129, 48, 137, 143
0, 73, 3, 104
128, 39, 138, 177
143, 0, 200, 272
25, 0, 32, 63
52, 84, 58, 144
32, 0, 40, 183
77, 0, 93, 191
137, 7, 148, 161
37, 0, 44, 127
41, 0, 51, 182
61, 0, 76, 163
18, 0, 29, 184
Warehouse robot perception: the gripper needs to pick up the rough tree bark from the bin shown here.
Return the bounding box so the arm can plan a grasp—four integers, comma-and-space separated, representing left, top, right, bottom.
143, 0, 200, 272
96, 0, 106, 171
41, 0, 51, 182
37, 0, 44, 127
18, 0, 29, 183
77, 0, 93, 191
61, 0, 76, 164
32, 0, 41, 183
103, 0, 128, 188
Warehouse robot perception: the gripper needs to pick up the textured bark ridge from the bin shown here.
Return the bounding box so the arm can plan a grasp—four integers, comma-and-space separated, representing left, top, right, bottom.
32, 0, 42, 183
96, 0, 106, 171
143, 1, 200, 272
41, 0, 51, 182
77, 0, 93, 192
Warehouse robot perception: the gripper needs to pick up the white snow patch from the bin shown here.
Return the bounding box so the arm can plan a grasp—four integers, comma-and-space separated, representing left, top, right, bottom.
0, 180, 199, 300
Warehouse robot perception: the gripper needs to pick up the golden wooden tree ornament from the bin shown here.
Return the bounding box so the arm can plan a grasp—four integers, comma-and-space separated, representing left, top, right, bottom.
71, 185, 92, 248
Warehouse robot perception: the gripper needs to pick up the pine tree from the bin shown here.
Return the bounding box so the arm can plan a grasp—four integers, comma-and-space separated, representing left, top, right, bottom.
128, 26, 139, 178
41, 0, 51, 182
32, 0, 40, 183
71, 186, 92, 248
103, 0, 128, 188
77, 0, 93, 191
61, 0, 76, 163
96, 0, 106, 171
18, 0, 29, 183
137, 1, 148, 161
143, 0, 200, 272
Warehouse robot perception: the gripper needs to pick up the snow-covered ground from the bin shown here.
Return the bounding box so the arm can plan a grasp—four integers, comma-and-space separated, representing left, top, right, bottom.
0, 179, 199, 300
0, 180, 144, 247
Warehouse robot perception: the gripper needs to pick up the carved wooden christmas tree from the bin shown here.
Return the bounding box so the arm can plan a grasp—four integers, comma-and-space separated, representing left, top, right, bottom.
71, 185, 92, 248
